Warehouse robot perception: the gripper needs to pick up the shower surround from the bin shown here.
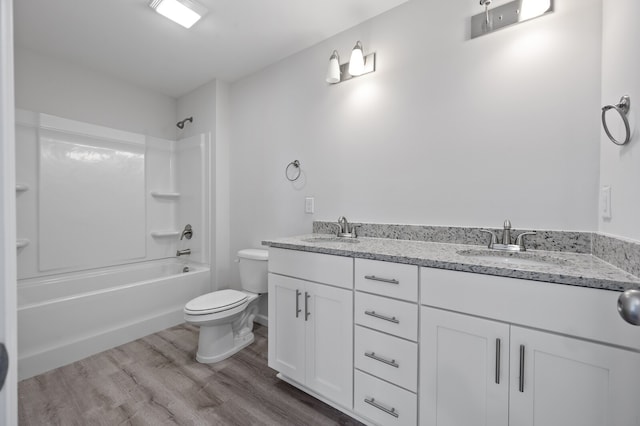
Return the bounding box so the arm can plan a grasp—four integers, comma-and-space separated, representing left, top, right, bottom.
15, 109, 211, 379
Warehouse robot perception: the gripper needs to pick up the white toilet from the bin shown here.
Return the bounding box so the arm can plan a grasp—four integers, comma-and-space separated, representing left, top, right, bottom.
184, 248, 268, 363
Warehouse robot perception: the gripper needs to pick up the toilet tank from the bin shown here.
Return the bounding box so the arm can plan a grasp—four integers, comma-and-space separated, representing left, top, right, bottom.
237, 249, 269, 294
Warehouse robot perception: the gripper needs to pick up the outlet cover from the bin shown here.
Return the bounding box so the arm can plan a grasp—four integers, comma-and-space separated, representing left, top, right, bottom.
305, 197, 314, 214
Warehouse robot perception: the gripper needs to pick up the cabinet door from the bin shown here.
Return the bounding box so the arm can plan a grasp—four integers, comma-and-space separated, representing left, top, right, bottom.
268, 274, 306, 384
510, 326, 640, 426
305, 282, 354, 409
420, 307, 509, 426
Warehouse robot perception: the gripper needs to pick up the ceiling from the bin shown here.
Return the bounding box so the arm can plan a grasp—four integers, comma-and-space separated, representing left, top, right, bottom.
14, 0, 409, 98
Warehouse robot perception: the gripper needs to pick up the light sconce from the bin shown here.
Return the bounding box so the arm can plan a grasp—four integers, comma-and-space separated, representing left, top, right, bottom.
149, 0, 208, 29
471, 0, 553, 39
325, 41, 376, 84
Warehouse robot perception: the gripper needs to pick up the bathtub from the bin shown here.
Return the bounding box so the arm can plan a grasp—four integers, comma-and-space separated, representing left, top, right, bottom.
17, 259, 210, 380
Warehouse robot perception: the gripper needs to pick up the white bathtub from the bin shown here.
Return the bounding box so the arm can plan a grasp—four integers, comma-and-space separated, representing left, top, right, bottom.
17, 259, 210, 379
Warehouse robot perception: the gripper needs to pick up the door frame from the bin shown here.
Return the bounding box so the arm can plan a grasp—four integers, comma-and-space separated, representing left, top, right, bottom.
0, 0, 18, 423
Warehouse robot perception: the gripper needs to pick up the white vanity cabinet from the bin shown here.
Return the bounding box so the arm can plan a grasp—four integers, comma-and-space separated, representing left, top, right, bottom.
353, 259, 419, 426
267, 248, 354, 409
420, 267, 640, 426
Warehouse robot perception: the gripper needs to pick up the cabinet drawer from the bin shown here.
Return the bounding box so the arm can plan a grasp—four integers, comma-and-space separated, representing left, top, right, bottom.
355, 292, 418, 341
268, 247, 353, 289
354, 370, 417, 426
355, 326, 418, 392
355, 259, 418, 301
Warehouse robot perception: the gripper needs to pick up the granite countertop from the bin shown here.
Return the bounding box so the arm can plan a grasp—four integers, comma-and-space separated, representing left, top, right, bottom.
263, 234, 640, 292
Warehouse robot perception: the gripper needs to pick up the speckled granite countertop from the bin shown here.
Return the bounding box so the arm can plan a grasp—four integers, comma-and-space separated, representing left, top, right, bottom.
263, 234, 640, 292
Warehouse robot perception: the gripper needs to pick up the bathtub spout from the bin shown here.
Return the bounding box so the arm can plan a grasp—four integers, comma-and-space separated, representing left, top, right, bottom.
176, 249, 191, 257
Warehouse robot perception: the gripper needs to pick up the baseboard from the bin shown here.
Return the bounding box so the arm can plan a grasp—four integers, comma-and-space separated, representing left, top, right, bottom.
18, 309, 184, 380
255, 313, 268, 327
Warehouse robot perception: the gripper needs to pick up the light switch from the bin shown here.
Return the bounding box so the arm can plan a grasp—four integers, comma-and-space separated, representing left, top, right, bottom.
601, 186, 611, 219
305, 197, 315, 214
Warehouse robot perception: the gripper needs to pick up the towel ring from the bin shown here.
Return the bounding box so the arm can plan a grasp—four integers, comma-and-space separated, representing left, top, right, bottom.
602, 95, 631, 146
285, 160, 301, 181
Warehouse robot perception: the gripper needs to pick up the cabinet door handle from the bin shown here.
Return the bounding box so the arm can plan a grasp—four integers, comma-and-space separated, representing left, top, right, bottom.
364, 275, 399, 285
364, 310, 399, 324
495, 338, 501, 384
519, 344, 525, 392
305, 292, 311, 321
364, 397, 399, 418
295, 289, 301, 318
365, 351, 399, 368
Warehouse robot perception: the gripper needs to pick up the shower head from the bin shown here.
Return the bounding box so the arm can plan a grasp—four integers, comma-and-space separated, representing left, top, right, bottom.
177, 117, 193, 129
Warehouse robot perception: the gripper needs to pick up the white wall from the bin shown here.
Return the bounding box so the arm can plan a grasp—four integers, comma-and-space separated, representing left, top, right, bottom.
177, 80, 232, 290
14, 48, 177, 140
229, 0, 603, 259
599, 0, 640, 241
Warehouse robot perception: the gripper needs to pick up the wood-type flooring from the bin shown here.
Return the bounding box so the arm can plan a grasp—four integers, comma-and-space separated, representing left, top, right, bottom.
18, 324, 363, 426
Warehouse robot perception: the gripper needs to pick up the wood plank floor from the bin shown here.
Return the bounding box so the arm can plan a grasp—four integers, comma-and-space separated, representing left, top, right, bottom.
18, 324, 364, 426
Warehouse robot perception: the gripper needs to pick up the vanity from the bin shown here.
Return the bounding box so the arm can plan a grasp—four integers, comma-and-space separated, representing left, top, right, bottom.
263, 226, 640, 426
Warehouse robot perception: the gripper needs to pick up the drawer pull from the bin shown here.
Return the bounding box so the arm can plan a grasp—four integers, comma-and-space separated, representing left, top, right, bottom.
364, 310, 399, 324
495, 338, 501, 384
295, 289, 301, 318
365, 351, 399, 368
364, 397, 399, 418
364, 275, 399, 285
519, 344, 525, 392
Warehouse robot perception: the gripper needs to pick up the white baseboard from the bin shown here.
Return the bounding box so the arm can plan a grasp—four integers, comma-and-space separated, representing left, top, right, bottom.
255, 313, 268, 327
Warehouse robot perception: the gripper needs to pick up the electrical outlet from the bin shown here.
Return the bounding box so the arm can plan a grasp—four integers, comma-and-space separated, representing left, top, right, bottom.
601, 186, 611, 219
305, 197, 314, 214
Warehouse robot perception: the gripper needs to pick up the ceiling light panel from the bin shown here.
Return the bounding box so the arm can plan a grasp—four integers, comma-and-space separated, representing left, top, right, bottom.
149, 0, 208, 29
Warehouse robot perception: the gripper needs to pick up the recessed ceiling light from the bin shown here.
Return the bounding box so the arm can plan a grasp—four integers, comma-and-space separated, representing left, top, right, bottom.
149, 0, 208, 29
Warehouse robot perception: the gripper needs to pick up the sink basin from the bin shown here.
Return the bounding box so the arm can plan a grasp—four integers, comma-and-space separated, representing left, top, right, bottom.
456, 249, 567, 267
301, 236, 361, 244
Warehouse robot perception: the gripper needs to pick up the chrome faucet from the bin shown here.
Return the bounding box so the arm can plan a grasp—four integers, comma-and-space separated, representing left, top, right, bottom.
335, 216, 359, 238
480, 219, 536, 252
176, 248, 191, 257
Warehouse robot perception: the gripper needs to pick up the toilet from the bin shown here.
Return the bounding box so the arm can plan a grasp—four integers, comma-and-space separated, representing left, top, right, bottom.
184, 248, 268, 363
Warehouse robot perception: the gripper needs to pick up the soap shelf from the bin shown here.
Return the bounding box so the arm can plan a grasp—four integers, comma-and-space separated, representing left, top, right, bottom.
150, 231, 180, 238
16, 239, 30, 249
16, 184, 29, 193
150, 191, 180, 199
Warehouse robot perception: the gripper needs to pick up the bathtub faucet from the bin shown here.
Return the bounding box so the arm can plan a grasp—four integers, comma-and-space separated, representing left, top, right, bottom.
176, 249, 191, 257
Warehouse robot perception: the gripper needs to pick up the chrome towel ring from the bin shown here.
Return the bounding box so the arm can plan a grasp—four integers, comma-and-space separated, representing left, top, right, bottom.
602, 95, 631, 146
285, 160, 301, 181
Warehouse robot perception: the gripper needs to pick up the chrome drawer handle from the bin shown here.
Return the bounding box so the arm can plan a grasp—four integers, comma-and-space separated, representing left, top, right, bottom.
365, 351, 399, 368
295, 289, 301, 318
364, 397, 399, 418
364, 310, 399, 324
364, 275, 399, 284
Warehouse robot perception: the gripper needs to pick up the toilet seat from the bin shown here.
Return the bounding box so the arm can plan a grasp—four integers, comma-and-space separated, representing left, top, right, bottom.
185, 289, 248, 315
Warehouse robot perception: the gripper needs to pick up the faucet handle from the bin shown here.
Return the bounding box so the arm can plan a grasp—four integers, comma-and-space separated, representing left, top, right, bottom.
515, 231, 537, 251
479, 229, 498, 248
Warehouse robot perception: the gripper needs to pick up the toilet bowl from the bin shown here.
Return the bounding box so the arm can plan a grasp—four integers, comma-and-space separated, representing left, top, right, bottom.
184, 249, 268, 363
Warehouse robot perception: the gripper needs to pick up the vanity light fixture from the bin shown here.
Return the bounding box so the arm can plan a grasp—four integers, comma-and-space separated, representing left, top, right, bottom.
326, 50, 341, 83
149, 0, 208, 29
326, 41, 376, 85
348, 41, 365, 76
470, 0, 553, 39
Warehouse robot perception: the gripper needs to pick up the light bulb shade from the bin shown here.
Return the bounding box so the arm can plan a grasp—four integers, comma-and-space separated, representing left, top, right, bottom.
519, 0, 552, 21
348, 41, 365, 76
149, 0, 208, 29
326, 51, 341, 84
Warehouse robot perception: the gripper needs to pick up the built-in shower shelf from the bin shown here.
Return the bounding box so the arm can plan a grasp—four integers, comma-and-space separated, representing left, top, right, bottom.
150, 191, 180, 199
150, 231, 180, 238
16, 239, 30, 249
16, 184, 29, 192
